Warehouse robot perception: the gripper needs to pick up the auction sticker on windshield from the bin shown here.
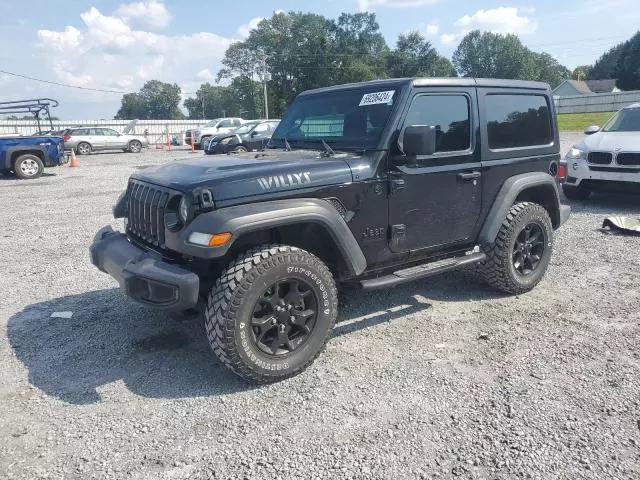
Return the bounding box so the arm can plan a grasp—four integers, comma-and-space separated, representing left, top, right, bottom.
359, 90, 395, 106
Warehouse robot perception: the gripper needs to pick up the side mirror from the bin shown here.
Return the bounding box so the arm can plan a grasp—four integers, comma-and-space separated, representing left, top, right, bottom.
250, 131, 259, 137
584, 125, 600, 135
400, 125, 437, 156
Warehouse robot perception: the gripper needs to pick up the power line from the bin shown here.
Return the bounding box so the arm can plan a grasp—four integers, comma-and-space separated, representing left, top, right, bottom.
0, 69, 132, 93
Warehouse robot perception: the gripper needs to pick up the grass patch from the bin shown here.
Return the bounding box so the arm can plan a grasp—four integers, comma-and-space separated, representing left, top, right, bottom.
557, 112, 614, 132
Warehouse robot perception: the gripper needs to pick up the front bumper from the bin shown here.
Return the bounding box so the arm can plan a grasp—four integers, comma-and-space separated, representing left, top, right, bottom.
90, 226, 199, 311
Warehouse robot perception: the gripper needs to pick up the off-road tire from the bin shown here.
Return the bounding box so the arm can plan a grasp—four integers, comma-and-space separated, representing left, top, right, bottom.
205, 245, 338, 382
480, 202, 553, 295
76, 142, 92, 155
13, 154, 44, 180
562, 184, 591, 201
128, 140, 142, 153
200, 136, 211, 151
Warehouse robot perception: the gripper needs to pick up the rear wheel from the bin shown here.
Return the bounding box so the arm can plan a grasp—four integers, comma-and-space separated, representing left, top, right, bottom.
232, 145, 248, 153
76, 142, 91, 155
562, 184, 591, 201
480, 202, 553, 294
13, 154, 44, 180
128, 140, 142, 153
205, 245, 338, 382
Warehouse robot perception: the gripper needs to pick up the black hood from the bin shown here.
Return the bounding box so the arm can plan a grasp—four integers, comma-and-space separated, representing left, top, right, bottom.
132, 150, 356, 201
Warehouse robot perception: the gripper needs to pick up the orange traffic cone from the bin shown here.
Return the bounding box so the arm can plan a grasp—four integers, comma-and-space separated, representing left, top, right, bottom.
69, 149, 79, 168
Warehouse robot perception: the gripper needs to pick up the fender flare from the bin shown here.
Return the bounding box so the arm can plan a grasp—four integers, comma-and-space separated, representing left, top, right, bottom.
478, 172, 562, 244
2, 145, 50, 169
169, 198, 367, 276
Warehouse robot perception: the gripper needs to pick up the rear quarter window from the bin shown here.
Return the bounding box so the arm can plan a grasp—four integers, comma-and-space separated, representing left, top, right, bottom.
486, 94, 552, 149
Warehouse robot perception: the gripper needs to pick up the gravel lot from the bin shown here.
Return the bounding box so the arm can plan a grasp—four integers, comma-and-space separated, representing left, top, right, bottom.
1, 135, 639, 480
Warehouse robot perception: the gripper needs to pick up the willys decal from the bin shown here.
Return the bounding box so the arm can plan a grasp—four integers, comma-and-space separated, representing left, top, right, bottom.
257, 172, 312, 190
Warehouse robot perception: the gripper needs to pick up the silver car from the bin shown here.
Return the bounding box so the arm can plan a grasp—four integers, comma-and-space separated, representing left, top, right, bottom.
562, 103, 640, 199
63, 127, 149, 155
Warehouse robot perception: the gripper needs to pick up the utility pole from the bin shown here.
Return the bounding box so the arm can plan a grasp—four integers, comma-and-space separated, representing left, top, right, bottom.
261, 55, 269, 120
201, 94, 205, 120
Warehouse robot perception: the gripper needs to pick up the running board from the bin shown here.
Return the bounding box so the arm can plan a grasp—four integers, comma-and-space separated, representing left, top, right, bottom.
360, 252, 486, 291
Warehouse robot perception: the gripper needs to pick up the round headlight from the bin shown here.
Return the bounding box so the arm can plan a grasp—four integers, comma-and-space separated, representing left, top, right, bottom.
178, 196, 190, 223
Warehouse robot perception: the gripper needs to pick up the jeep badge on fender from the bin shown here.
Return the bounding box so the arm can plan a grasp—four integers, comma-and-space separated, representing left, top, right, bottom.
90, 77, 570, 383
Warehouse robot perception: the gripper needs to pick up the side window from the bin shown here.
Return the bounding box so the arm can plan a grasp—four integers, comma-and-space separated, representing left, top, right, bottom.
404, 94, 471, 153
486, 94, 552, 149
89, 128, 102, 136
233, 119, 241, 127
74, 129, 88, 136
102, 128, 119, 136
219, 119, 233, 128
253, 123, 270, 133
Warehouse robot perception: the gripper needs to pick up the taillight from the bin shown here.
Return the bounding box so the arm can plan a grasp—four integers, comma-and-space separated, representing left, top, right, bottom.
558, 163, 567, 182
63, 135, 71, 142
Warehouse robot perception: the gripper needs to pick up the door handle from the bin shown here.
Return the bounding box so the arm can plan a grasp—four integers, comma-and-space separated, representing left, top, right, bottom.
458, 171, 482, 181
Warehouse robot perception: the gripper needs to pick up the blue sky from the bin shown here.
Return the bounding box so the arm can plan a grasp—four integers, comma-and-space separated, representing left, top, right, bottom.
0, 0, 638, 118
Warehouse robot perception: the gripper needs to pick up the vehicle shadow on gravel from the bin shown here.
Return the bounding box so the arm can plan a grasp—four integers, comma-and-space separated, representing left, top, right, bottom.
8, 272, 499, 405
562, 192, 640, 215
7, 288, 250, 405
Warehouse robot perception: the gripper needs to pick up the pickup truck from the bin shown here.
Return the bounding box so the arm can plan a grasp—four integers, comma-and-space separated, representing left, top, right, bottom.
0, 135, 67, 179
0, 98, 68, 179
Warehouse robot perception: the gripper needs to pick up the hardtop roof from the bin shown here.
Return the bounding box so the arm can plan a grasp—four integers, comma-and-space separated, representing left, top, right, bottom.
301, 77, 550, 96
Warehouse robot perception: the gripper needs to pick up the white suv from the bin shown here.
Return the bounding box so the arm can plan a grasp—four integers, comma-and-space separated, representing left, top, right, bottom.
562, 103, 640, 200
185, 118, 244, 149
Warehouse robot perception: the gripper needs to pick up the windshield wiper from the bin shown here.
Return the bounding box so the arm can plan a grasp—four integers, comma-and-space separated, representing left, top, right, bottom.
320, 139, 335, 157
284, 137, 292, 152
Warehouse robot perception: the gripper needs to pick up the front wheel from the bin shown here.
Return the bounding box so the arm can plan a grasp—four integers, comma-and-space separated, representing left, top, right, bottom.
13, 154, 44, 180
128, 140, 142, 153
76, 142, 92, 155
480, 202, 553, 294
205, 245, 338, 382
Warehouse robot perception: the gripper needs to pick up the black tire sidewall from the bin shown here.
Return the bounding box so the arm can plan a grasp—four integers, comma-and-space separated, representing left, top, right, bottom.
231, 257, 336, 377
504, 207, 553, 290
14, 155, 44, 179
76, 142, 91, 155
129, 140, 141, 153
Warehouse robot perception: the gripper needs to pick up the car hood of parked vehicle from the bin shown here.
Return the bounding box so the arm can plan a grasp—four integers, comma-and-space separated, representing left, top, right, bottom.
579, 131, 640, 152
131, 150, 358, 201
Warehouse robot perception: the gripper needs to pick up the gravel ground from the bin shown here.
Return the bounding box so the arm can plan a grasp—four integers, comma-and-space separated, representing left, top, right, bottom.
1, 135, 639, 480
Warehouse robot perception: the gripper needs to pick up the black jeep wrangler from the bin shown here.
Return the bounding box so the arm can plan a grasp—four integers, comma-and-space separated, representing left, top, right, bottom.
90, 78, 570, 382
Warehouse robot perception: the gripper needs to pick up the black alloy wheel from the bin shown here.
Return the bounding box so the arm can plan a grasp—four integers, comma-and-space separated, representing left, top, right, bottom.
251, 279, 317, 356
512, 223, 545, 276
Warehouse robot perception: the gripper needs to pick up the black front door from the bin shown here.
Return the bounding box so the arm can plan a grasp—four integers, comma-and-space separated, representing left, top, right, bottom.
389, 88, 482, 252
246, 123, 272, 150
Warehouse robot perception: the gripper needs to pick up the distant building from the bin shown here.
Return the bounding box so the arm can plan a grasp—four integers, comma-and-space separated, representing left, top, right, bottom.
553, 79, 621, 97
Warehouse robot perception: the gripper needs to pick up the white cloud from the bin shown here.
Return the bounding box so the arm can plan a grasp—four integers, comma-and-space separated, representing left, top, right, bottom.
422, 22, 439, 35
196, 68, 216, 82
237, 17, 264, 39
440, 7, 537, 46
455, 7, 537, 35
36, 4, 233, 98
357, 0, 439, 12
115, 0, 172, 28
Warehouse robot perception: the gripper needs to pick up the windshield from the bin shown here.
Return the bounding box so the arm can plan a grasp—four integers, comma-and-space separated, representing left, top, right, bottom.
603, 108, 640, 132
270, 87, 400, 150
233, 122, 260, 134
203, 119, 222, 128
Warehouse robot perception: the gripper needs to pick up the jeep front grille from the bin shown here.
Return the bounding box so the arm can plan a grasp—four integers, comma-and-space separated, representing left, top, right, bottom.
127, 181, 172, 248
616, 152, 640, 166
588, 152, 613, 165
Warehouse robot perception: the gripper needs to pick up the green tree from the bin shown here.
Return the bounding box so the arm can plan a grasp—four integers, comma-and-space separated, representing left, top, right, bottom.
572, 65, 592, 81
533, 52, 571, 88
616, 31, 640, 90
183, 79, 264, 119
387, 32, 455, 78
115, 80, 184, 119
452, 30, 570, 87
589, 42, 625, 80
453, 31, 533, 79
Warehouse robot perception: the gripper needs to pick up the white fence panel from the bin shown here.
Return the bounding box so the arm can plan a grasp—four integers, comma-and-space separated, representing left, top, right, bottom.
0, 119, 208, 143
554, 90, 640, 114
